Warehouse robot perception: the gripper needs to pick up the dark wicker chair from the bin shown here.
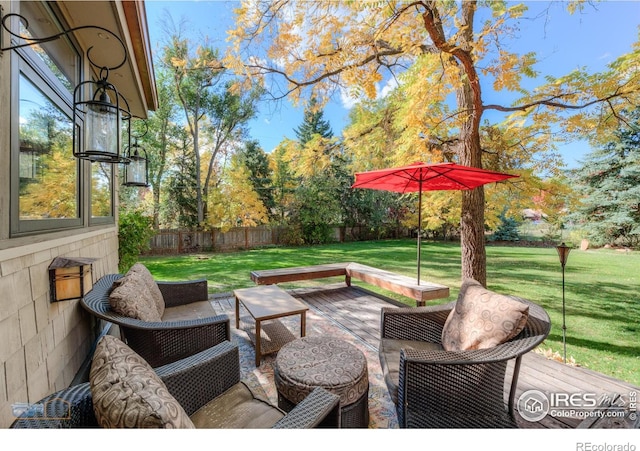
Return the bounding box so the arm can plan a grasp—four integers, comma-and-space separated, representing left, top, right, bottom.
81, 274, 230, 367
379, 297, 551, 428
10, 341, 341, 429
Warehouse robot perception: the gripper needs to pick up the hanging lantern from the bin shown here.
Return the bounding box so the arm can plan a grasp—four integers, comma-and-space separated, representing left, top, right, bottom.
124, 138, 149, 187
73, 67, 130, 164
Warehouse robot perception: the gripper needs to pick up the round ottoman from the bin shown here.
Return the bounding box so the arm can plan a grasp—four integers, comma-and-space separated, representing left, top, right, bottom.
274, 336, 369, 428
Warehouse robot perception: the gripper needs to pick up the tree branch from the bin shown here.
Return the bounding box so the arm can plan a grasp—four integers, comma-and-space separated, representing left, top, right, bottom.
483, 88, 639, 113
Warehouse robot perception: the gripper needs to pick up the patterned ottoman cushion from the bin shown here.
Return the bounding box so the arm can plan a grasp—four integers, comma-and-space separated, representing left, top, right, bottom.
274, 336, 368, 406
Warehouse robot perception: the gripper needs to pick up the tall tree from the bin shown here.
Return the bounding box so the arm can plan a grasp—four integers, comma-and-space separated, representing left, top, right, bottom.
571, 108, 640, 248
145, 68, 181, 229
226, 2, 640, 285
237, 140, 275, 219
162, 34, 222, 226
160, 12, 263, 228
288, 101, 345, 243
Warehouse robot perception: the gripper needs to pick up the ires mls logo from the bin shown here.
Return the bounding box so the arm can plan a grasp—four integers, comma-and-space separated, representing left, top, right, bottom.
517, 390, 635, 423
12, 399, 71, 421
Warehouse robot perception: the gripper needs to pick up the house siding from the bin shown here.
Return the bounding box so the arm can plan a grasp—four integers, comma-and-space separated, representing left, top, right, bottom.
0, 0, 155, 428
0, 231, 118, 427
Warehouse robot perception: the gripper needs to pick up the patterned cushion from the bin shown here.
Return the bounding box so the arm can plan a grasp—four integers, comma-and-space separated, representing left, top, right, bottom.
274, 337, 368, 406
128, 263, 165, 317
441, 279, 529, 351
109, 271, 162, 322
89, 335, 195, 428
190, 382, 285, 428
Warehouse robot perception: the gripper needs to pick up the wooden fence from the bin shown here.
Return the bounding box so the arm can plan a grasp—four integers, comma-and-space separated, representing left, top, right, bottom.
143, 225, 407, 255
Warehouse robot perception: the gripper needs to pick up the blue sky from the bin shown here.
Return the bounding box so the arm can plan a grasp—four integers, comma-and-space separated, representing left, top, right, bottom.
144, 0, 640, 168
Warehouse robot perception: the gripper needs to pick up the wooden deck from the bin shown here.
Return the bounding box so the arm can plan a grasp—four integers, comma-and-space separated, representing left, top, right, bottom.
285, 283, 640, 429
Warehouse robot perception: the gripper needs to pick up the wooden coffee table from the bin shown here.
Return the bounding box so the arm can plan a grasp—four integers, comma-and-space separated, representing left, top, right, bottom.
234, 285, 309, 366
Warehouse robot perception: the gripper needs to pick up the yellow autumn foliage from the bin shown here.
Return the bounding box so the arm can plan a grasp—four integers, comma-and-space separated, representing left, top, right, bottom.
225, 0, 640, 282
206, 155, 268, 231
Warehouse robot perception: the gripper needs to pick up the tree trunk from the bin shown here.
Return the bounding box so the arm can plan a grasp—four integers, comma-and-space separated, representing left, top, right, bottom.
153, 120, 169, 230
450, 1, 487, 287
461, 186, 486, 285
194, 121, 204, 226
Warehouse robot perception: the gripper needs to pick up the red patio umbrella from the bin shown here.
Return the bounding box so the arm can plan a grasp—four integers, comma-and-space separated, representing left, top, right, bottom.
352, 162, 519, 284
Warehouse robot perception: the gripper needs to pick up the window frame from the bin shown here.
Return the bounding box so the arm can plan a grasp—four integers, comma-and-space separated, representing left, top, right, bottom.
9, 2, 116, 237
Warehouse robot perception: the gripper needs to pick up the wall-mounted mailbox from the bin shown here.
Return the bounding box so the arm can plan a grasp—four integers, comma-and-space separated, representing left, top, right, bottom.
48, 257, 96, 302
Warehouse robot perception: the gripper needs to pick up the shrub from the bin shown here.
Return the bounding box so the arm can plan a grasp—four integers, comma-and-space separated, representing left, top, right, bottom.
118, 211, 155, 272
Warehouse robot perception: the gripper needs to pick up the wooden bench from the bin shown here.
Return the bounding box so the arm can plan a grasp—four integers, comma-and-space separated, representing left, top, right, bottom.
250, 262, 351, 285
250, 262, 450, 306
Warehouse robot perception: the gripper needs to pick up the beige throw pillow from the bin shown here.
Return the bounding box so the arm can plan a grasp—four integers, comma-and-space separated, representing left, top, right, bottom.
90, 335, 195, 428
441, 279, 529, 351
128, 263, 165, 317
109, 271, 162, 322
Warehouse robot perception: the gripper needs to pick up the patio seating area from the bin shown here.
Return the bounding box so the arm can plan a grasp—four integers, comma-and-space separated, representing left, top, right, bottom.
218, 282, 640, 429
81, 269, 231, 367
10, 337, 341, 429
11, 271, 640, 429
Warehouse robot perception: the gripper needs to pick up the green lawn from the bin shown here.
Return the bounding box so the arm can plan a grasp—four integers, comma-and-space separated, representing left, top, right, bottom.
140, 239, 640, 386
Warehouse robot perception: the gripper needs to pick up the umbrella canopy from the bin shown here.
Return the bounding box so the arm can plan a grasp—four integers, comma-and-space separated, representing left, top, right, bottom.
352, 162, 518, 193
352, 162, 519, 284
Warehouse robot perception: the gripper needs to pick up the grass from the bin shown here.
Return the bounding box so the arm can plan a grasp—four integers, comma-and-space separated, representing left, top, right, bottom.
139, 239, 640, 386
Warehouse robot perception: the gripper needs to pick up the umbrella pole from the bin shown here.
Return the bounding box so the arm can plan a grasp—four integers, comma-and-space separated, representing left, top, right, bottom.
417, 182, 422, 285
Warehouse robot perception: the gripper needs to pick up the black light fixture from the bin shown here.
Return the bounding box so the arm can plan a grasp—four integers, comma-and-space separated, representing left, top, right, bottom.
1, 11, 131, 164
73, 67, 131, 164
555, 242, 571, 364
124, 121, 150, 187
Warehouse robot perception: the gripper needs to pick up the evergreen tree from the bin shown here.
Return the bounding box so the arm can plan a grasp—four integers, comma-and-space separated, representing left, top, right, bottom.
287, 101, 345, 243
236, 140, 275, 219
294, 98, 333, 145
270, 142, 297, 224
491, 210, 521, 242
163, 136, 199, 229
571, 108, 640, 248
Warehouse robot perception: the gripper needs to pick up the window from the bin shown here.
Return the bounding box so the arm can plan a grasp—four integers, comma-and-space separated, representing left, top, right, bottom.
18, 73, 79, 221
13, 58, 83, 233
91, 162, 113, 220
18, 1, 78, 89
10, 1, 115, 236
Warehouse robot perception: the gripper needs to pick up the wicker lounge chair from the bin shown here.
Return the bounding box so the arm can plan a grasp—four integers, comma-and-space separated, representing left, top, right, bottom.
81, 274, 230, 367
10, 340, 340, 428
379, 295, 551, 428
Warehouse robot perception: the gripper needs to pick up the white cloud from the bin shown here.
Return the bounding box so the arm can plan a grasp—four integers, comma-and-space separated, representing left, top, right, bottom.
378, 77, 399, 99
338, 76, 400, 110
339, 87, 359, 110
